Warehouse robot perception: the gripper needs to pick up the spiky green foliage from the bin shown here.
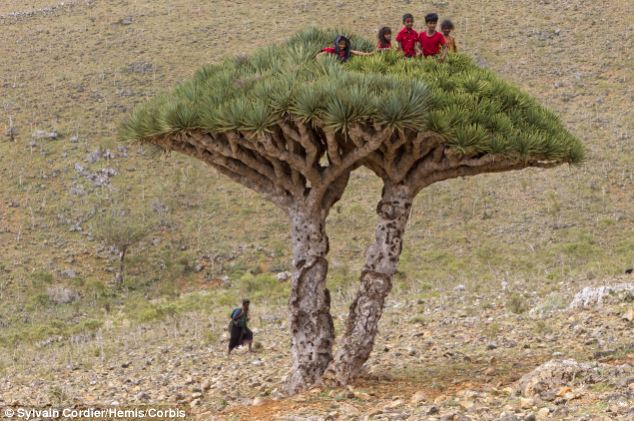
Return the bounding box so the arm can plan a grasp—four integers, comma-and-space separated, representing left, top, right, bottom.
121, 28, 583, 164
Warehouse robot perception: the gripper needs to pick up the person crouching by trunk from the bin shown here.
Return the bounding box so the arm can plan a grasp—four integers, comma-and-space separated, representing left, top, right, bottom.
228, 299, 253, 355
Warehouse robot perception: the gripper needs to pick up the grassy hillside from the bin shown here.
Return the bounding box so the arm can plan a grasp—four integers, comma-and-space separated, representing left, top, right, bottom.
1, 0, 631, 347
0, 2, 633, 416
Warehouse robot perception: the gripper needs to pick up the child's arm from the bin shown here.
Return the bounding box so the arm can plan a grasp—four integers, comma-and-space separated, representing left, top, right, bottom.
351, 50, 374, 56
396, 32, 404, 53
439, 44, 448, 62
452, 38, 458, 53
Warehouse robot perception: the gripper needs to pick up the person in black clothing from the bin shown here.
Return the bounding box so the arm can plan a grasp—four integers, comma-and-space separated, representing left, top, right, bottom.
228, 299, 253, 355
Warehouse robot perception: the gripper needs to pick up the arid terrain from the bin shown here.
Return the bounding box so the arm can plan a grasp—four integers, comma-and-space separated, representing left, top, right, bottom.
0, 0, 632, 420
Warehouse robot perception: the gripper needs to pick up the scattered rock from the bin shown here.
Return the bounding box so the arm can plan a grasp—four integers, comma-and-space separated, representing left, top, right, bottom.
60, 269, 77, 279
86, 149, 102, 163
516, 359, 590, 398
117, 17, 133, 25
569, 283, 634, 308
75, 164, 118, 187
46, 286, 80, 305
32, 129, 58, 140
410, 390, 427, 405
536, 407, 550, 419
135, 392, 150, 401
127, 62, 155, 74
383, 399, 403, 409
427, 406, 439, 415
276, 271, 291, 282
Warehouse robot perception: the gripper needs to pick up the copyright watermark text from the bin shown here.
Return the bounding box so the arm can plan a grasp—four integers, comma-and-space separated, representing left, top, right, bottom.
2, 406, 187, 419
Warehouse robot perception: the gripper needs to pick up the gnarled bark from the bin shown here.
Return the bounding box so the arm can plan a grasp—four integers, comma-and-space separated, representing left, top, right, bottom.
285, 208, 335, 394
324, 183, 413, 385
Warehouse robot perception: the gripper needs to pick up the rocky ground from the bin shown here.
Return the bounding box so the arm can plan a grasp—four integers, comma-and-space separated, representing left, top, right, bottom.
1, 277, 632, 420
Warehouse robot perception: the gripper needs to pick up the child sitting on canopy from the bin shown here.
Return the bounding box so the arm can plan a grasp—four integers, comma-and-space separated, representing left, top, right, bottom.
396, 13, 419, 58
441, 19, 458, 53
377, 27, 393, 51
418, 13, 448, 61
316, 35, 373, 62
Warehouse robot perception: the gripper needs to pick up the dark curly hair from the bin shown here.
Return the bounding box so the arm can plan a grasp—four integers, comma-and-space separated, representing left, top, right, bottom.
377, 27, 392, 48
441, 19, 455, 30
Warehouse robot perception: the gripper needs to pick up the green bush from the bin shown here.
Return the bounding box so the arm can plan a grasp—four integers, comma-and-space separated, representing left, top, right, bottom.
70, 319, 103, 335
26, 293, 50, 310
238, 272, 288, 302
506, 292, 529, 314
30, 271, 54, 289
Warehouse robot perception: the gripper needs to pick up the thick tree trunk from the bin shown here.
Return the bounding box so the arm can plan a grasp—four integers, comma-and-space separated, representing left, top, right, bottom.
324, 183, 412, 386
285, 208, 335, 394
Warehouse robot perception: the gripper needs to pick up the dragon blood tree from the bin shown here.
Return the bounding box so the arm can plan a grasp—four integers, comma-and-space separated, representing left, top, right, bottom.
323, 51, 584, 384
121, 28, 583, 392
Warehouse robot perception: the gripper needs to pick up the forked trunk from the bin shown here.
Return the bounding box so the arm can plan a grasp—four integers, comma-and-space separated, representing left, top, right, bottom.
324, 183, 412, 385
285, 208, 335, 394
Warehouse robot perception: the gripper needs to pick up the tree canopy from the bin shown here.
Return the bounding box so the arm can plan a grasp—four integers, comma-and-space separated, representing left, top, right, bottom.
121, 28, 583, 167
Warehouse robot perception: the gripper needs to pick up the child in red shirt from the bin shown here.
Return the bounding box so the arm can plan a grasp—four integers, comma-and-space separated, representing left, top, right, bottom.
317, 35, 373, 62
418, 13, 447, 61
396, 14, 419, 58
377, 27, 392, 51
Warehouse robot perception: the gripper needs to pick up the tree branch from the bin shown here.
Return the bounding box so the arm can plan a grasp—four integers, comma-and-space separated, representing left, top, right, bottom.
408, 152, 561, 194
151, 133, 293, 209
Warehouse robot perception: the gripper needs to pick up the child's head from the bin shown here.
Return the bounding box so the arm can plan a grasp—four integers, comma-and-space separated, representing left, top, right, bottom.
402, 13, 414, 28
425, 13, 439, 31
378, 27, 392, 43
441, 19, 454, 36
334, 35, 351, 61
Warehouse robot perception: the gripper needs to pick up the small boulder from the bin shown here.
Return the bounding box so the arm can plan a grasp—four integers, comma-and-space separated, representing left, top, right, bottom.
410, 390, 427, 405
569, 283, 634, 309
276, 271, 291, 282
32, 129, 59, 140
516, 359, 590, 398
46, 286, 80, 305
